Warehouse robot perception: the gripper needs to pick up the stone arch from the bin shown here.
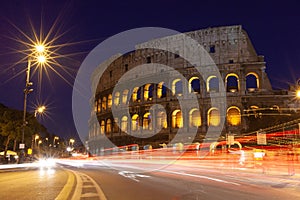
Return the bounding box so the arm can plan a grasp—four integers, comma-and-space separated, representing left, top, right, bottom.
156, 111, 167, 129
144, 84, 153, 101
106, 119, 112, 133
189, 108, 201, 127
107, 94, 112, 109
122, 89, 129, 104
121, 116, 128, 132
227, 106, 241, 126
207, 76, 219, 92
143, 112, 152, 130
225, 73, 239, 92
100, 120, 105, 134
189, 77, 200, 93
157, 82, 167, 98
172, 109, 183, 128
102, 97, 107, 110
172, 79, 183, 95
114, 92, 120, 106
208, 107, 220, 126
246, 72, 259, 91
131, 114, 140, 131
132, 87, 139, 102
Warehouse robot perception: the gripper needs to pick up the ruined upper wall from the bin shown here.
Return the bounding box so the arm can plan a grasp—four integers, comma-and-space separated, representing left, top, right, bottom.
136, 25, 259, 65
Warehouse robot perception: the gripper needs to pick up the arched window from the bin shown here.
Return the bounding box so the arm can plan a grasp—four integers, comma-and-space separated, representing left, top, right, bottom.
114, 92, 120, 106
144, 84, 153, 101
100, 120, 105, 134
207, 76, 219, 92
189, 108, 201, 127
106, 119, 112, 133
172, 79, 183, 95
121, 116, 128, 132
107, 94, 112, 109
132, 87, 139, 102
94, 101, 98, 112
189, 77, 200, 93
172, 109, 183, 128
131, 114, 140, 131
157, 82, 167, 98
246, 73, 259, 91
113, 118, 119, 133
102, 97, 107, 110
143, 112, 152, 130
227, 106, 241, 126
208, 108, 220, 126
156, 111, 167, 129
226, 73, 239, 92
97, 99, 101, 113
122, 90, 129, 104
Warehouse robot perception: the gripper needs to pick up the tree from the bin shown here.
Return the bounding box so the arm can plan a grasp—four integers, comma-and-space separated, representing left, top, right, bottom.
0, 103, 48, 158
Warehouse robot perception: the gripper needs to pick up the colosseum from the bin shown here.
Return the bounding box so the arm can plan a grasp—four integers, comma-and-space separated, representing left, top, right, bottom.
87, 25, 296, 154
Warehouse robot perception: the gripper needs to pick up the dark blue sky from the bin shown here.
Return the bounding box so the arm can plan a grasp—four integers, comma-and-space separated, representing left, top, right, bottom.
1, 0, 300, 141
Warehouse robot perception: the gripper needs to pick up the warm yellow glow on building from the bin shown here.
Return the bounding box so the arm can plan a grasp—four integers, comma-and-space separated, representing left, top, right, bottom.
172, 110, 183, 128
157, 111, 167, 129
121, 116, 128, 132
108, 94, 112, 109
157, 82, 164, 98
97, 99, 101, 112
122, 90, 129, 104
208, 108, 220, 126
131, 114, 140, 131
144, 84, 152, 101
189, 109, 201, 127
113, 118, 119, 132
132, 87, 139, 102
143, 112, 152, 130
100, 120, 105, 134
102, 97, 107, 110
106, 119, 112, 133
172, 79, 182, 95
114, 92, 120, 105
227, 107, 241, 126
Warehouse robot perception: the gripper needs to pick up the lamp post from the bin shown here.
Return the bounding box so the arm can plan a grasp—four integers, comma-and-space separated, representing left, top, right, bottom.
19, 45, 46, 163
21, 59, 34, 149
53, 136, 59, 147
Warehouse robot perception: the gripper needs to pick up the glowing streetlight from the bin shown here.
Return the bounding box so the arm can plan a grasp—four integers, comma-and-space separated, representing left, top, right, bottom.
34, 106, 46, 117
69, 138, 75, 147
35, 44, 45, 53
53, 136, 59, 147
21, 42, 48, 152
296, 90, 300, 99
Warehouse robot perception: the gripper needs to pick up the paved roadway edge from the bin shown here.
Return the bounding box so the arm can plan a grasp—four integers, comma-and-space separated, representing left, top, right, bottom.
55, 169, 75, 200
55, 167, 107, 200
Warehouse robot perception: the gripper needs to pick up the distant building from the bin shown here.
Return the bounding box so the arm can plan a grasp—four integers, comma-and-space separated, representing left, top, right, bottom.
87, 25, 298, 154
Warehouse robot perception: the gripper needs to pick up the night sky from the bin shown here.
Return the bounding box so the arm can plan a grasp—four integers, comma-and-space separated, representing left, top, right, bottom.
1, 0, 300, 143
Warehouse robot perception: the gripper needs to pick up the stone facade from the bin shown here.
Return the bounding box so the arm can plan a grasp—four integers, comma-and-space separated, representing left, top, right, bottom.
87, 25, 292, 154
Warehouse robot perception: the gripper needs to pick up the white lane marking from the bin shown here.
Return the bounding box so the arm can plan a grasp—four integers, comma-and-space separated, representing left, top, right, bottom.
159, 170, 240, 186
70, 170, 107, 200
118, 171, 150, 182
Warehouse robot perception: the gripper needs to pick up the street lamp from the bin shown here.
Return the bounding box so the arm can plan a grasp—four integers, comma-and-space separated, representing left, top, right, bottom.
53, 136, 59, 147
21, 45, 47, 150
296, 90, 300, 99
34, 106, 46, 117
69, 138, 75, 147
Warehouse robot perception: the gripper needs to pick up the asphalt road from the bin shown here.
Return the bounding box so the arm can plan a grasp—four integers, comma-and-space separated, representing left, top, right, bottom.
61, 159, 300, 200
0, 160, 299, 200
0, 167, 68, 200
